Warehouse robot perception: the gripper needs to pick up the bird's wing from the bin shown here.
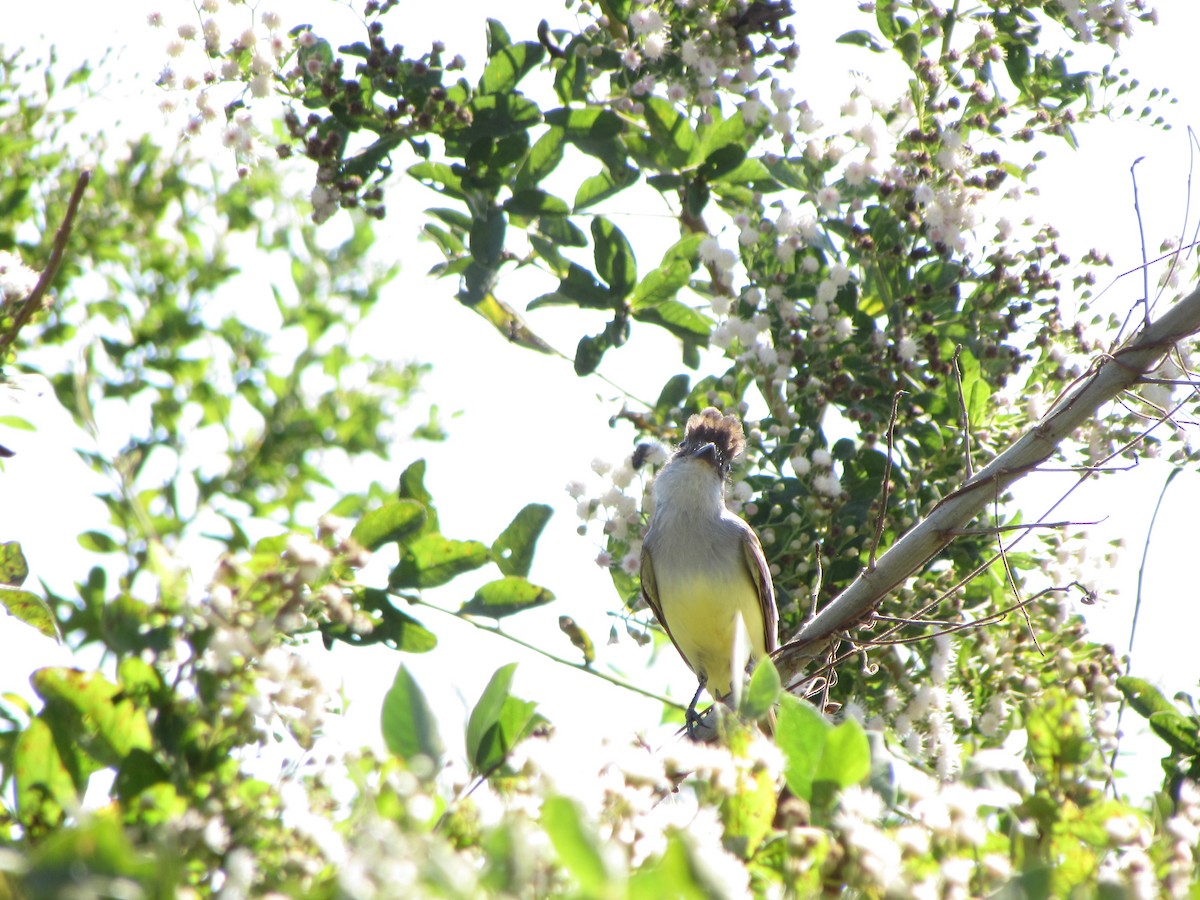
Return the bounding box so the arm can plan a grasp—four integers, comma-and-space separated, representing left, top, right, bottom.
639, 541, 696, 677
740, 523, 779, 653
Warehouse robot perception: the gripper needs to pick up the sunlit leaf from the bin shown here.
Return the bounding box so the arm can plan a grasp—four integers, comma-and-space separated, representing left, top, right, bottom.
352, 500, 427, 550
0, 588, 59, 641
492, 503, 553, 577
460, 576, 555, 618
382, 665, 444, 763
542, 796, 612, 895
0, 541, 29, 585
390, 534, 490, 589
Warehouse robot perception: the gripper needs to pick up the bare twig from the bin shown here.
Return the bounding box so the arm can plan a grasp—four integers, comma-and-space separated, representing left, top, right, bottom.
1108, 466, 1181, 785
951, 345, 975, 479
869, 391, 906, 570
1130, 156, 1151, 330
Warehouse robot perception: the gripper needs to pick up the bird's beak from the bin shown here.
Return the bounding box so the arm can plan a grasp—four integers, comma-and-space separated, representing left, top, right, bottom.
690, 442, 719, 466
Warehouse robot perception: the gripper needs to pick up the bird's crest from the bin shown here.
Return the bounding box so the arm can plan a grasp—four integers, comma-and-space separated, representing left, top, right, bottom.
679, 407, 746, 473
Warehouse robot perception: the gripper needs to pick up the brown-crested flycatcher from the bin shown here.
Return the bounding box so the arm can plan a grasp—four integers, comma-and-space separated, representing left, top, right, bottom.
640, 407, 779, 735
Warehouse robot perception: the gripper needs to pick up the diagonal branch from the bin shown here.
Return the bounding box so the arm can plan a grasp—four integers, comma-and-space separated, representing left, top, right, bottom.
0, 170, 91, 361
772, 281, 1200, 689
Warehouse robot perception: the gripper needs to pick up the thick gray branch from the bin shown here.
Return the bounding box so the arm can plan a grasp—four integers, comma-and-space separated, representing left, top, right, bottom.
772, 283, 1200, 688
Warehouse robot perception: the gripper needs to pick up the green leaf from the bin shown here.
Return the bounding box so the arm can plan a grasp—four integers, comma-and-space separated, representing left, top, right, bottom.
0, 541, 29, 585
536, 215, 588, 248
465, 664, 520, 767
14, 715, 76, 829
739, 656, 781, 722
641, 95, 700, 169
573, 165, 639, 211
352, 500, 429, 551
629, 259, 692, 310
0, 415, 35, 431
465, 663, 541, 775
31, 668, 154, 764
529, 262, 614, 311
516, 127, 565, 190
0, 588, 60, 641
632, 299, 712, 340
332, 588, 438, 653
398, 459, 439, 532
837, 29, 888, 52
463, 292, 554, 353
1116, 676, 1179, 720
503, 189, 571, 216
542, 796, 611, 895
408, 161, 466, 199
381, 665, 444, 764
492, 503, 553, 577
544, 107, 625, 140
697, 111, 749, 159
591, 217, 636, 295
654, 374, 690, 416
456, 93, 542, 142
460, 577, 556, 618
696, 145, 747, 182
479, 41, 545, 95
390, 534, 490, 589
470, 206, 507, 266
775, 694, 830, 802
574, 332, 608, 376
817, 718, 872, 788
1148, 710, 1200, 756
486, 17, 512, 52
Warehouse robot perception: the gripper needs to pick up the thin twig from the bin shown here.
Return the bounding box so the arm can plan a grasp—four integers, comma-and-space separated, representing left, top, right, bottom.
806, 540, 824, 623
407, 595, 685, 710
950, 345, 974, 478
869, 391, 906, 570
1130, 156, 1151, 330
0, 169, 91, 359
992, 483, 1043, 655
1108, 467, 1180, 785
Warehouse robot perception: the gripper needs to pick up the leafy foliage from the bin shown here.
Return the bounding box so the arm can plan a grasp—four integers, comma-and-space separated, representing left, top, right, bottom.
1, 1, 1199, 897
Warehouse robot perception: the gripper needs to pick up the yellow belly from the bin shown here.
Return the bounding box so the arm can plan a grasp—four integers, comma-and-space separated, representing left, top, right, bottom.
657, 569, 766, 698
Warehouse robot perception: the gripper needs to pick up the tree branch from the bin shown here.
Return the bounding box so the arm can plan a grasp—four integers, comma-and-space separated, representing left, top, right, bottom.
0, 170, 91, 360
772, 281, 1200, 688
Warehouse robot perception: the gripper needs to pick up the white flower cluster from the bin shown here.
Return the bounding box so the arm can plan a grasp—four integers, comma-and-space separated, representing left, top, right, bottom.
0, 250, 39, 305
893, 635, 969, 779
1164, 780, 1200, 897
150, 1, 290, 163
569, 444, 666, 577
1059, 0, 1145, 48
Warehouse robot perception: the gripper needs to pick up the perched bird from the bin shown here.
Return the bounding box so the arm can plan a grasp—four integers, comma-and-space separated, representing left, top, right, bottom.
640, 407, 779, 734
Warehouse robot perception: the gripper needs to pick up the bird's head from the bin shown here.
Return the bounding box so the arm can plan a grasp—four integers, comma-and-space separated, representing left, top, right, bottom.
674, 407, 746, 480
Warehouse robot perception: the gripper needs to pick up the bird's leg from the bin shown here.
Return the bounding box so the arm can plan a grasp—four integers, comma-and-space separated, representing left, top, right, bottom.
685, 674, 708, 740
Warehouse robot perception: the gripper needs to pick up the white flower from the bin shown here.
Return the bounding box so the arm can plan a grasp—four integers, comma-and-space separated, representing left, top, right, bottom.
630, 8, 664, 34
643, 34, 666, 60
789, 455, 811, 477
816, 186, 840, 211
813, 472, 842, 497
0, 251, 39, 302
897, 335, 918, 361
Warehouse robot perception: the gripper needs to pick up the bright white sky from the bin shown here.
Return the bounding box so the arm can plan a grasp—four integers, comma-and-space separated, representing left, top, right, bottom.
3, 1, 1200, 799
